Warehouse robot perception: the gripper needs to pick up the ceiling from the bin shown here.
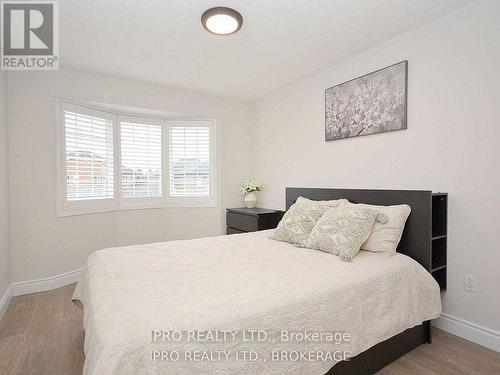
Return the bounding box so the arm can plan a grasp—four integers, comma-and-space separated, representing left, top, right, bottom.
60, 0, 473, 101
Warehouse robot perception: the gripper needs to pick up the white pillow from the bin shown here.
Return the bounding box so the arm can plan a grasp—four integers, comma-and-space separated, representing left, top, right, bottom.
347, 203, 411, 254
296, 196, 349, 207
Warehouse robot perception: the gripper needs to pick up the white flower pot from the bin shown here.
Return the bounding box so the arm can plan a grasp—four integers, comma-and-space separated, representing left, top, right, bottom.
243, 191, 258, 208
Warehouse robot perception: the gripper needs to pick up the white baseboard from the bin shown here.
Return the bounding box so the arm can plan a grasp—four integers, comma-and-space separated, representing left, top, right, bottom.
12, 268, 83, 296
433, 313, 500, 352
0, 284, 13, 321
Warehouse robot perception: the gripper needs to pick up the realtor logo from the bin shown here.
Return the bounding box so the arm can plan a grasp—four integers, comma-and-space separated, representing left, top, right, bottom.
1, 1, 58, 70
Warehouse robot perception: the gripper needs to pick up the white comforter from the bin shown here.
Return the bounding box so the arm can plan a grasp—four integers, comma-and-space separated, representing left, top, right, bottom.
73, 230, 441, 375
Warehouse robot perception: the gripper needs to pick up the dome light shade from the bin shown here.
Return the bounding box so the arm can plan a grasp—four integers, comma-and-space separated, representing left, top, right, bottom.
201, 7, 243, 35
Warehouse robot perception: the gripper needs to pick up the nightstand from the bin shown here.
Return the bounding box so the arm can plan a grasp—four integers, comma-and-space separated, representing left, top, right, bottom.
226, 208, 284, 234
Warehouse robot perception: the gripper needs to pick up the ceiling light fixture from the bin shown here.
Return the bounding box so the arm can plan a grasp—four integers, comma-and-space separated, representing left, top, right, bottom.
201, 7, 243, 35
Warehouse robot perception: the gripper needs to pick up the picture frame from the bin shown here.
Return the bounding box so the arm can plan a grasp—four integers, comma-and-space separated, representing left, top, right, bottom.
325, 60, 408, 141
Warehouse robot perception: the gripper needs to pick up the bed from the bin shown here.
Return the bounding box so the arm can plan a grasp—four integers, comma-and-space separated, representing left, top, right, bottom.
73, 188, 442, 375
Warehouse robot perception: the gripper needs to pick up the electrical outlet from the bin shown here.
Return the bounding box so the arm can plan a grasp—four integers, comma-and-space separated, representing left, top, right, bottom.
464, 275, 478, 292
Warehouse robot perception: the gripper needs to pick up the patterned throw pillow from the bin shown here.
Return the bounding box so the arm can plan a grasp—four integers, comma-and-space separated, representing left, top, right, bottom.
270, 203, 329, 246
303, 206, 377, 262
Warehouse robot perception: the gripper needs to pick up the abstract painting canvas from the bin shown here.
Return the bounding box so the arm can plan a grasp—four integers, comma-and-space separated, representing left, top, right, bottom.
325, 61, 407, 141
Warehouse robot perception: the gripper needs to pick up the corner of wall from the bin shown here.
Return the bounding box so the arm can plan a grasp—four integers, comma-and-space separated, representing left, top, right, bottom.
0, 70, 12, 320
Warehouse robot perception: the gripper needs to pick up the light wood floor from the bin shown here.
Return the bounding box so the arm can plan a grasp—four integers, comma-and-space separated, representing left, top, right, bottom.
0, 284, 499, 375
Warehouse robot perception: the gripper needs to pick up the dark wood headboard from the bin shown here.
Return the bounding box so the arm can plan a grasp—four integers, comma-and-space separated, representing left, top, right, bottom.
286, 187, 433, 271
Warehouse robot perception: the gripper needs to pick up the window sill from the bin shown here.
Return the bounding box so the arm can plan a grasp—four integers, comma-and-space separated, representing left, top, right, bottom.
57, 201, 218, 217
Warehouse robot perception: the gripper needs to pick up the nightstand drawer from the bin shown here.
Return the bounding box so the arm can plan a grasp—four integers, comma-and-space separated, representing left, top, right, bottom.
227, 212, 258, 232
226, 227, 245, 235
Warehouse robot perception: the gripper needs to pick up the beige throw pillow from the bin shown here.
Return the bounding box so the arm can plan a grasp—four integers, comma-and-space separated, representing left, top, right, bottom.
303, 206, 377, 262
270, 197, 347, 246
296, 196, 349, 207
270, 203, 328, 246
347, 203, 411, 254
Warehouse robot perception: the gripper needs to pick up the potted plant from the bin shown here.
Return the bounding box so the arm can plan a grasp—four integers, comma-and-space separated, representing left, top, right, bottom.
241, 180, 262, 208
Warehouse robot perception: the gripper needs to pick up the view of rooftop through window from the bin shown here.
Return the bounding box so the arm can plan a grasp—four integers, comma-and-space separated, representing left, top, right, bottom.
120, 121, 162, 198
169, 126, 210, 197
64, 110, 114, 201
64, 108, 212, 202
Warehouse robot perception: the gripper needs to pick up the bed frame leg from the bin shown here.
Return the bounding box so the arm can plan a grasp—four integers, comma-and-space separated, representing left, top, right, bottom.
423, 320, 432, 344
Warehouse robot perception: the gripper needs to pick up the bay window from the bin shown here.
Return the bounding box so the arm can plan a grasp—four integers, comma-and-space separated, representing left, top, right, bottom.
57, 101, 216, 216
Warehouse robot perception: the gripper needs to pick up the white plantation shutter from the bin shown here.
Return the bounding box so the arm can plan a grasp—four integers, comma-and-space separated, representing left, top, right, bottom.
168, 124, 211, 197
64, 108, 114, 201
58, 101, 217, 216
120, 120, 163, 198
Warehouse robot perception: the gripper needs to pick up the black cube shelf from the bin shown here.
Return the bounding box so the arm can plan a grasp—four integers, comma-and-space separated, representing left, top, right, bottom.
431, 193, 448, 290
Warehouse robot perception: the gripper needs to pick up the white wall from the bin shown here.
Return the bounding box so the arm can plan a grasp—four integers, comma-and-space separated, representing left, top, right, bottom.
4, 0, 499, 347
254, 0, 500, 332
0, 72, 10, 301
8, 69, 254, 283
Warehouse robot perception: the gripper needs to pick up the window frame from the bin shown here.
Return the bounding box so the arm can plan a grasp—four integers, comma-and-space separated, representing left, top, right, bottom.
165, 119, 217, 208
117, 115, 166, 209
56, 101, 118, 216
56, 99, 217, 217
